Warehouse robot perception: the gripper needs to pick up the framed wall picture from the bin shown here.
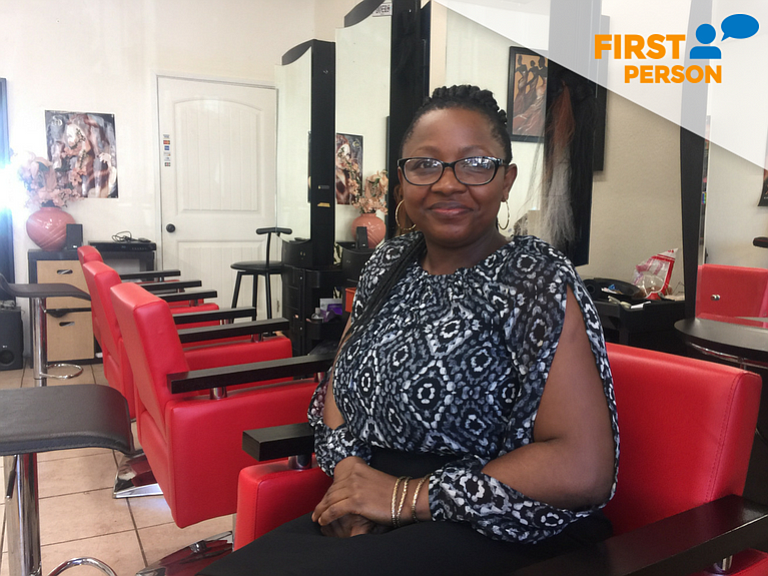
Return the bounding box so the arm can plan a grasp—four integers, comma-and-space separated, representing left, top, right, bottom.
335, 133, 363, 205
507, 48, 548, 142
45, 110, 118, 198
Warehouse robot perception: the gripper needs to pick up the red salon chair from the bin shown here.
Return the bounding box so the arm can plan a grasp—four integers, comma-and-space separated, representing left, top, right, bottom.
78, 245, 183, 282
78, 245, 218, 360
80, 260, 258, 418
696, 264, 768, 321
77, 245, 219, 311
110, 281, 328, 528
232, 344, 768, 575
83, 261, 291, 499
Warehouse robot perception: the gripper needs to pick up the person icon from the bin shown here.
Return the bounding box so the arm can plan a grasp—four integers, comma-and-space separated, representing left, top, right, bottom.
690, 23, 722, 59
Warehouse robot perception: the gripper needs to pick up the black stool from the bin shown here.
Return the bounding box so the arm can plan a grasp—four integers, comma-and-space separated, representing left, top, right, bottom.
230, 227, 291, 318
1, 384, 132, 576
0, 274, 90, 386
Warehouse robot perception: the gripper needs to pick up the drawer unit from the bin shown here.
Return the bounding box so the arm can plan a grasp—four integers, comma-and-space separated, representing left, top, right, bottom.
29, 250, 95, 363
35, 259, 90, 309
46, 310, 94, 362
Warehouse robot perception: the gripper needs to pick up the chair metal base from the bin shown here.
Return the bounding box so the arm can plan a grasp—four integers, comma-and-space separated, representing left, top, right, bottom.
113, 453, 163, 499
136, 531, 233, 576
49, 556, 118, 576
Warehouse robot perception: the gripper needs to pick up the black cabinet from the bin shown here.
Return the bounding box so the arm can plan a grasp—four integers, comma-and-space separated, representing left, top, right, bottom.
281, 265, 345, 356
596, 299, 687, 355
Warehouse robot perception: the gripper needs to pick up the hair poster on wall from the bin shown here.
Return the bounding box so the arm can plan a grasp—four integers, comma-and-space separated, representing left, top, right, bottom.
45, 110, 118, 199
335, 133, 363, 205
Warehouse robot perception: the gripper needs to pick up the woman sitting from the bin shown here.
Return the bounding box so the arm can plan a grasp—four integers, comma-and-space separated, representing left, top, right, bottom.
200, 85, 618, 576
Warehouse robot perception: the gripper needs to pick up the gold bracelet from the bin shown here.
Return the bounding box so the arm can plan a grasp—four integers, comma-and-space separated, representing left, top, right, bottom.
391, 476, 406, 528
395, 477, 411, 528
411, 474, 430, 523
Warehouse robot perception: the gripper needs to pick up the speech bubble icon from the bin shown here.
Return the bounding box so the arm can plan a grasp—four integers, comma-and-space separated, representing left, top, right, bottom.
721, 13, 759, 40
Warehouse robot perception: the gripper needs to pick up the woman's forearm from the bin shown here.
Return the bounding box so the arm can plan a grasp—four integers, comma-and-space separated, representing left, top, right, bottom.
481, 439, 614, 510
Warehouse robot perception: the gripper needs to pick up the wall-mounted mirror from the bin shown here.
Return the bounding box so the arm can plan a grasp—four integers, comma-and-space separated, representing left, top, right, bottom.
275, 40, 336, 269
674, 1, 768, 321
429, 2, 545, 245
276, 46, 312, 243
334, 1, 392, 246
0, 77, 14, 298
430, 2, 686, 291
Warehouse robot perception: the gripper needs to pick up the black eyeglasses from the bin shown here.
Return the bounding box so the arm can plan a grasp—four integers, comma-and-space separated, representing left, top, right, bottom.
397, 156, 505, 186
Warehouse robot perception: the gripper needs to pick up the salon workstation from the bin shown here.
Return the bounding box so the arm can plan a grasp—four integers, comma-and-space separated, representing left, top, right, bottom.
2, 1, 768, 575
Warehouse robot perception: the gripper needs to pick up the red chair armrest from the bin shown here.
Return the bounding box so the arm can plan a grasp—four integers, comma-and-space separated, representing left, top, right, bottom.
173, 307, 257, 325
242, 422, 314, 462
140, 279, 203, 292
177, 318, 289, 344
119, 269, 181, 281
514, 495, 768, 576
168, 353, 334, 393
159, 289, 217, 303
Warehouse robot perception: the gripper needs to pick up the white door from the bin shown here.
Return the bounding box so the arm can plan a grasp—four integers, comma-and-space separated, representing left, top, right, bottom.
158, 76, 277, 314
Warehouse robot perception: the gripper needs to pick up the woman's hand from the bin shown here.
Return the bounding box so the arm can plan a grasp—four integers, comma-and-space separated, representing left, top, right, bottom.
312, 456, 397, 531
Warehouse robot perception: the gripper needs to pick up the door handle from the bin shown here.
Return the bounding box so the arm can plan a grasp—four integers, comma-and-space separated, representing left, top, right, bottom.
166, 224, 176, 233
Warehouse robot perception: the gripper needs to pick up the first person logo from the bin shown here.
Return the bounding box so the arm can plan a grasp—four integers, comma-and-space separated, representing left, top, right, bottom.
595, 13, 759, 83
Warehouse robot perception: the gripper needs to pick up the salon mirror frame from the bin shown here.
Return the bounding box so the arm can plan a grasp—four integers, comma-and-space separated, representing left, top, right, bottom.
0, 77, 14, 298
277, 40, 336, 269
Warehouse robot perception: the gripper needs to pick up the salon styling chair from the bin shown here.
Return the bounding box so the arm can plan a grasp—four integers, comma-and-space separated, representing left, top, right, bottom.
78, 245, 219, 312
81, 260, 265, 418
696, 264, 768, 321
78, 245, 181, 282
231, 344, 768, 575
110, 281, 333, 575
83, 261, 292, 500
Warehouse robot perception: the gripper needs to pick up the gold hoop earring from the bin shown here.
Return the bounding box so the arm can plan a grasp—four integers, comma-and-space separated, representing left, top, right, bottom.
498, 200, 510, 230
396, 200, 416, 232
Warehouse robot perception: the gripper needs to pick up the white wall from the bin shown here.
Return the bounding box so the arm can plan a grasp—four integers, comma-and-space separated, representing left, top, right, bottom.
577, 92, 684, 291
0, 0, 359, 351
1, 0, 363, 279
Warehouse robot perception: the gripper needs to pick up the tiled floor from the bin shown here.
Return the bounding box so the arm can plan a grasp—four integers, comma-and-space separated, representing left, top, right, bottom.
0, 364, 234, 576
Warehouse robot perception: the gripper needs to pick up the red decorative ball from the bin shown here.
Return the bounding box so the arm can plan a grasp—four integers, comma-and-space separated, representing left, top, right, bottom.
26, 206, 76, 251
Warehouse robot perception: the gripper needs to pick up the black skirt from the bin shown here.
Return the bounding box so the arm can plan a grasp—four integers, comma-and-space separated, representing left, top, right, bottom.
198, 450, 611, 576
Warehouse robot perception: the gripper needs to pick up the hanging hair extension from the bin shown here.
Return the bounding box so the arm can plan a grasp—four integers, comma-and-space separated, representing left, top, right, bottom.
541, 82, 576, 251
540, 66, 597, 263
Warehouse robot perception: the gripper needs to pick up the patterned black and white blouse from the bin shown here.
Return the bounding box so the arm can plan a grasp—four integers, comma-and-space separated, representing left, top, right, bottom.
308, 232, 619, 544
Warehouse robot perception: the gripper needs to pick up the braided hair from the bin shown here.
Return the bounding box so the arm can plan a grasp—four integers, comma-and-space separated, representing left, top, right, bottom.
401, 85, 513, 164
338, 86, 509, 359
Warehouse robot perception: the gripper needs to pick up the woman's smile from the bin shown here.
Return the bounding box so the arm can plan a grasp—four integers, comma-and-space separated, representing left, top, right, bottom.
428, 201, 472, 217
